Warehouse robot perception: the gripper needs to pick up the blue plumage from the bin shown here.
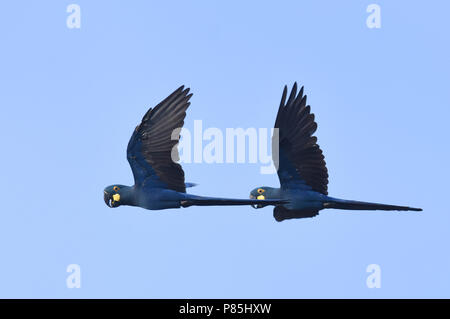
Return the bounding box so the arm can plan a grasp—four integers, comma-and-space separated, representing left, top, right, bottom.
103, 86, 286, 211
249, 83, 422, 221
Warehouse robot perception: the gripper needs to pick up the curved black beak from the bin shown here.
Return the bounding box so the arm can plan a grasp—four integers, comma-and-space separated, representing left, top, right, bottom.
250, 194, 257, 209
104, 191, 113, 208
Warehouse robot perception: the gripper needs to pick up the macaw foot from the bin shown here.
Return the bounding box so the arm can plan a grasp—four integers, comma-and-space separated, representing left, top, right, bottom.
180, 200, 192, 208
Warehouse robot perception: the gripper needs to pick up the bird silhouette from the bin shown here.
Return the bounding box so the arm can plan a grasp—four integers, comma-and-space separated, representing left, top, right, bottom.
249, 83, 422, 221
104, 86, 286, 210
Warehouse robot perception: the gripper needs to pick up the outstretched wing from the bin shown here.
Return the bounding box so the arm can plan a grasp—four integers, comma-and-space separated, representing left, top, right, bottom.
127, 86, 192, 193
273, 83, 329, 195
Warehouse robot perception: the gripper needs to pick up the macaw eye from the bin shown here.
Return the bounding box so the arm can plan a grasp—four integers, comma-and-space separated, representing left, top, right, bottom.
257, 188, 264, 194
113, 186, 120, 192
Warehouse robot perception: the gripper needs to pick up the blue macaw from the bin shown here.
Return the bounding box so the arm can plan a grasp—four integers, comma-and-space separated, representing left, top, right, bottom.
249, 83, 422, 221
104, 86, 287, 210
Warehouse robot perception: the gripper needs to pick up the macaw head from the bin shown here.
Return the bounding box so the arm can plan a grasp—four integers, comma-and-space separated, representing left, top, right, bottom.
249, 187, 268, 200
103, 184, 128, 208
249, 186, 280, 209
249, 186, 280, 200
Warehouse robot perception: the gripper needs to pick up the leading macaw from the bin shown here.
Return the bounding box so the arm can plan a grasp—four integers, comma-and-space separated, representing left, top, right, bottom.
104, 86, 286, 210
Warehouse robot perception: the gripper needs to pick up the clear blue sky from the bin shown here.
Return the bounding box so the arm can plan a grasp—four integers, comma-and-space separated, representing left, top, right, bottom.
0, 1, 449, 298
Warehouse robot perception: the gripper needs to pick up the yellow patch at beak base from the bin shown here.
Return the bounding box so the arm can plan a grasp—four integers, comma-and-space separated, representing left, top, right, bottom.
257, 195, 265, 200
112, 194, 121, 202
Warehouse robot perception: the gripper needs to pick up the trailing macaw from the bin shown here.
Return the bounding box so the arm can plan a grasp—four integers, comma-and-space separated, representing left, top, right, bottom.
249, 83, 421, 221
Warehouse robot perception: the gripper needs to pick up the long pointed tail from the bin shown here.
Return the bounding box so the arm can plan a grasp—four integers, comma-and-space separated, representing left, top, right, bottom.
323, 199, 422, 211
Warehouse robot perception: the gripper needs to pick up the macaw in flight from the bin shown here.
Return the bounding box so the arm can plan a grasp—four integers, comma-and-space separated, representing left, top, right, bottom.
249, 83, 422, 221
104, 86, 286, 210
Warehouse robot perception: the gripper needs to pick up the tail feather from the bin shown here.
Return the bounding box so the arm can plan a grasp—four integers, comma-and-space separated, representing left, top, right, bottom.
324, 199, 422, 212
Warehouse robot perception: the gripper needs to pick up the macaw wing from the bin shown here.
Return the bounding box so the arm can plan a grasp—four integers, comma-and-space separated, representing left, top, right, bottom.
272, 83, 329, 195
127, 86, 192, 193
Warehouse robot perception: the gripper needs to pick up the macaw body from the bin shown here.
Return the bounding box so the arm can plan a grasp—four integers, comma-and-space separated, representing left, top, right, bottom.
106, 185, 184, 210
104, 86, 286, 211
250, 83, 421, 221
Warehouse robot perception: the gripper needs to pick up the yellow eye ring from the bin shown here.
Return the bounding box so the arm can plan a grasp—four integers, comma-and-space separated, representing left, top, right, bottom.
257, 188, 265, 194
113, 186, 120, 192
